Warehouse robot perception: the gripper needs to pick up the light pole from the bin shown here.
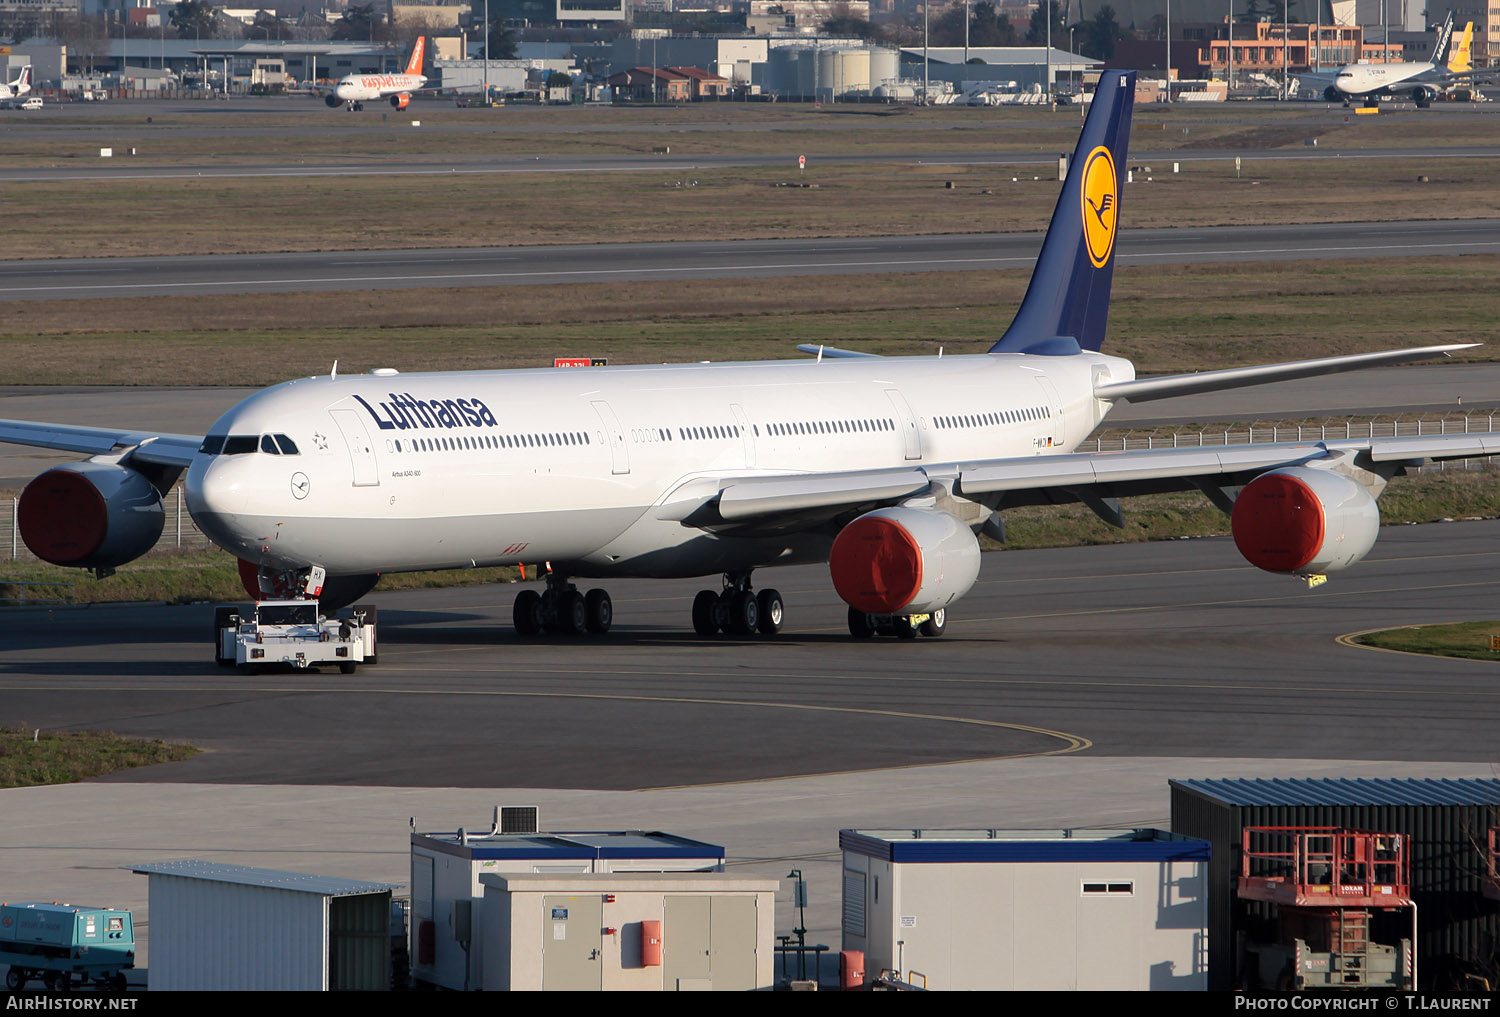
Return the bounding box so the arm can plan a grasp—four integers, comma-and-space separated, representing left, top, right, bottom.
1045, 0, 1051, 104
483, 0, 489, 102
1165, 0, 1171, 101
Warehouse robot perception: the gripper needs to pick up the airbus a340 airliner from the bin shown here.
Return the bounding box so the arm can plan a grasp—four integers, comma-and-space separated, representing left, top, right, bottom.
4, 70, 1497, 642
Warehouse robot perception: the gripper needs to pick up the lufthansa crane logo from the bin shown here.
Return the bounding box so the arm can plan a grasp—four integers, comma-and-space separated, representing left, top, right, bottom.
1080, 145, 1118, 269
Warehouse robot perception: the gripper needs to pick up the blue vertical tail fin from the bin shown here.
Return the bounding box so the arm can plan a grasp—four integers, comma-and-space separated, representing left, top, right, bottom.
989, 69, 1136, 355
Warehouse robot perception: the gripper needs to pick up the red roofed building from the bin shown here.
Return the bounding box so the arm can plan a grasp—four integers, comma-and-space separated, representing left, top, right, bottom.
606, 67, 691, 102
666, 65, 731, 98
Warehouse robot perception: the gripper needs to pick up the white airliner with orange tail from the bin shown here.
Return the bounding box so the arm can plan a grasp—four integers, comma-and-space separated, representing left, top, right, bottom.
3, 70, 1499, 646
321, 36, 427, 110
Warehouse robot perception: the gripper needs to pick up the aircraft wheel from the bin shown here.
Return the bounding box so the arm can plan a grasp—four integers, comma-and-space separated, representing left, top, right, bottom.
559, 589, 587, 635
513, 589, 543, 636
848, 607, 876, 639
6, 968, 25, 990
756, 589, 783, 634
894, 615, 919, 639
692, 590, 720, 636
728, 590, 759, 636
920, 608, 947, 638
585, 589, 612, 633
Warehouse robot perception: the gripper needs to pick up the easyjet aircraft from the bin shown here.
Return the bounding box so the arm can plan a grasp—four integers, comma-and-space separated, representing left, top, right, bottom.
3, 70, 1495, 643
319, 36, 427, 110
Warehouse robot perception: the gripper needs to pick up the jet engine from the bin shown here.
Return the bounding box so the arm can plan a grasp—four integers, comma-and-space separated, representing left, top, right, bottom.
1411, 85, 1435, 107
325, 95, 340, 107
18, 463, 164, 571
1324, 85, 1341, 102
829, 506, 980, 615
1231, 466, 1379, 576
391, 93, 411, 109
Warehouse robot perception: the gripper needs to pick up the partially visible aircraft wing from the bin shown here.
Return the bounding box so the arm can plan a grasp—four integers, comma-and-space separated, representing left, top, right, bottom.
662, 431, 1500, 532
0, 419, 201, 468
794, 344, 883, 359
1095, 344, 1476, 403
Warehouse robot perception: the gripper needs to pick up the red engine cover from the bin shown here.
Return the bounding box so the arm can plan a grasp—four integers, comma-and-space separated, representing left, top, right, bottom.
18, 469, 108, 565
392, 93, 411, 109
829, 514, 923, 614
1231, 471, 1326, 573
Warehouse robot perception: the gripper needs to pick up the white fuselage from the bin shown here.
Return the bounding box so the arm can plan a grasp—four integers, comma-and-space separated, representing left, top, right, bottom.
334, 72, 425, 102
1333, 62, 1442, 96
184, 352, 1133, 579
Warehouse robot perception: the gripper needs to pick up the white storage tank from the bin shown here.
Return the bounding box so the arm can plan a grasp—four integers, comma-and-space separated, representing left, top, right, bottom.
869, 47, 899, 92
840, 828, 1209, 990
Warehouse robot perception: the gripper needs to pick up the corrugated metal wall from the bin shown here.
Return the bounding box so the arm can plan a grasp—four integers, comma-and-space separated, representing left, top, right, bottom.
329, 892, 391, 991
148, 876, 329, 990
1171, 788, 1500, 991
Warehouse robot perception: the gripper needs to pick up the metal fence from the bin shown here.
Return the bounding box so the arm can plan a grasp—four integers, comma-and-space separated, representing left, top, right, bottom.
1079, 412, 1499, 473
1, 413, 1496, 561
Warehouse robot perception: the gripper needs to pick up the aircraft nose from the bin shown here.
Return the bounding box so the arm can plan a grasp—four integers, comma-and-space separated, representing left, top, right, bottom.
185, 455, 254, 553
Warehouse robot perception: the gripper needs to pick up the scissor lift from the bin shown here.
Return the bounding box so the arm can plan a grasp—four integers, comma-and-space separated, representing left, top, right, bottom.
1237, 826, 1415, 990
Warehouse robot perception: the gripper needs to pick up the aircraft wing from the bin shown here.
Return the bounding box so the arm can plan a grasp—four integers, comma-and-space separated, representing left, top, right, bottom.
663, 432, 1500, 532
1094, 344, 1475, 403
0, 419, 201, 468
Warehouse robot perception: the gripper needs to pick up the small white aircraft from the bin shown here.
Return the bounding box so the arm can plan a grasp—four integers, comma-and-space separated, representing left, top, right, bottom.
1319, 13, 1483, 107
319, 36, 427, 111
3, 69, 1498, 642
0, 65, 32, 101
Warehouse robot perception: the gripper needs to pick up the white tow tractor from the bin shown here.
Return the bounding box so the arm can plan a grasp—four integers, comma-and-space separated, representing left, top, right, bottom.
215, 599, 378, 674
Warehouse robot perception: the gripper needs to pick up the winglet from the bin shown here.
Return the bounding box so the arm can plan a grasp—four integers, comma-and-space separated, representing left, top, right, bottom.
989, 69, 1136, 355
405, 36, 426, 77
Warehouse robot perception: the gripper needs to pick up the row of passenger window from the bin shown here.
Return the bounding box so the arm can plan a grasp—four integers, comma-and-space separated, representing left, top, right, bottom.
392, 431, 591, 453
765, 418, 895, 438
934, 406, 1051, 430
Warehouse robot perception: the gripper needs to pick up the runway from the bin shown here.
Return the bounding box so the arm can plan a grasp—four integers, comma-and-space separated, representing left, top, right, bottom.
2, 218, 1495, 300
2, 522, 1497, 787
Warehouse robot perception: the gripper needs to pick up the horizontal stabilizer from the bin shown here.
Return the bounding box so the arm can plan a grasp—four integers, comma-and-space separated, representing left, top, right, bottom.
1094, 344, 1478, 404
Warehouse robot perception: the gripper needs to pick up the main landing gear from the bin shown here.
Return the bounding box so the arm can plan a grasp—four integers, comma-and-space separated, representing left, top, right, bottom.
513, 574, 612, 636
848, 606, 947, 640
692, 573, 783, 637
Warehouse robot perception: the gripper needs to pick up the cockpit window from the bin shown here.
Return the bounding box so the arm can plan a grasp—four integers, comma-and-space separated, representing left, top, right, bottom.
260, 434, 280, 455
273, 434, 300, 455
199, 435, 227, 455
222, 435, 259, 455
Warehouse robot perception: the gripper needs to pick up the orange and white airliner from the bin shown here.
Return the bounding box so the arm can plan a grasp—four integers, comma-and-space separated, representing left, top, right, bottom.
322, 36, 427, 110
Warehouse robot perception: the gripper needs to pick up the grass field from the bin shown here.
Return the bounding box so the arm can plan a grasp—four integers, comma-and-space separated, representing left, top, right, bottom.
1354, 620, 1500, 662
9, 154, 1498, 260
3, 255, 1498, 385
0, 726, 197, 788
